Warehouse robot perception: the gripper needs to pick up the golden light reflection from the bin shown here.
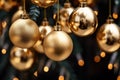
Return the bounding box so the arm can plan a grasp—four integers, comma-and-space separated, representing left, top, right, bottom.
113, 13, 118, 19
78, 59, 84, 67
94, 10, 98, 16
13, 77, 19, 80
43, 66, 49, 72
100, 51, 106, 58
58, 75, 64, 80
2, 21, 7, 28
117, 75, 120, 80
108, 63, 113, 70
1, 49, 6, 54
94, 55, 101, 63
34, 71, 38, 77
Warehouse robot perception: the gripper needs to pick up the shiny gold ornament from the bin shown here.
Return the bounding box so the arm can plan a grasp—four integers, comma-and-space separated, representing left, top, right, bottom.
54, 2, 74, 33
96, 19, 120, 53
39, 19, 53, 40
69, 2, 98, 37
31, 0, 57, 8
10, 46, 34, 71
12, 6, 23, 22
33, 19, 53, 53
43, 25, 73, 61
9, 18, 39, 48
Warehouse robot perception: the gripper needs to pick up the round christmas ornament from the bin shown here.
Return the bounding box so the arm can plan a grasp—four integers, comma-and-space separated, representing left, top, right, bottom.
54, 2, 74, 33
69, 1, 98, 37
10, 46, 34, 71
31, 0, 57, 8
96, 18, 120, 53
33, 19, 53, 53
43, 25, 73, 61
9, 0, 39, 48
12, 6, 23, 22
9, 16, 39, 48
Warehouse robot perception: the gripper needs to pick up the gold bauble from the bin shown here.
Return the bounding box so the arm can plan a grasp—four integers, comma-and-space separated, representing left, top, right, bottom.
96, 19, 120, 53
10, 46, 34, 71
43, 25, 73, 61
12, 6, 23, 22
54, 2, 74, 33
69, 2, 98, 37
9, 18, 39, 48
31, 0, 57, 8
33, 20, 53, 53
39, 19, 53, 40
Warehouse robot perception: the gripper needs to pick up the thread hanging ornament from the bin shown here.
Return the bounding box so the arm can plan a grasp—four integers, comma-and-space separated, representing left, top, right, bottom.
33, 8, 53, 53
9, 0, 39, 48
10, 46, 34, 71
69, 0, 98, 37
43, 25, 73, 61
43, 0, 73, 61
96, 0, 120, 53
53, 0, 74, 33
33, 9, 53, 53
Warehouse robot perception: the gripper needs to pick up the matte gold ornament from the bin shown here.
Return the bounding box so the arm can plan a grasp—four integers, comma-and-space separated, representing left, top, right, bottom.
10, 46, 34, 71
9, 18, 39, 48
12, 6, 23, 22
69, 1, 98, 37
31, 0, 57, 8
54, 2, 74, 33
43, 25, 73, 61
33, 19, 53, 53
96, 19, 120, 53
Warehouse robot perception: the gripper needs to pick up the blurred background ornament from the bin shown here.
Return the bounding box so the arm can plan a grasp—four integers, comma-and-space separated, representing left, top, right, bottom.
0, 0, 19, 12
31, 0, 58, 8
10, 46, 34, 71
96, 18, 120, 53
33, 18, 53, 53
53, 1, 74, 33
12, 6, 23, 22
69, 0, 98, 37
43, 24, 73, 61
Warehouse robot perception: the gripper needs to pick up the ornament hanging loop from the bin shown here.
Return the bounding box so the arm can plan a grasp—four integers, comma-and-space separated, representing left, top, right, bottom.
43, 8, 47, 21
21, 0, 28, 19
108, 0, 112, 19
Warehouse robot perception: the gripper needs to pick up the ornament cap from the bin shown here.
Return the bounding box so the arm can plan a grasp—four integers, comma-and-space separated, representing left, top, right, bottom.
42, 18, 49, 26
80, 1, 87, 7
106, 18, 114, 24
21, 14, 29, 19
54, 24, 62, 31
64, 2, 71, 8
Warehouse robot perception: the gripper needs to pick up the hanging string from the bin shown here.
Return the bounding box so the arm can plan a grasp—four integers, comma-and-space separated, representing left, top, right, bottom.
56, 0, 60, 25
23, 0, 26, 15
109, 0, 112, 18
44, 8, 47, 20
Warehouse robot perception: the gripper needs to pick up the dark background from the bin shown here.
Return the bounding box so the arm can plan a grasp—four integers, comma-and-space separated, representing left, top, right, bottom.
0, 0, 120, 80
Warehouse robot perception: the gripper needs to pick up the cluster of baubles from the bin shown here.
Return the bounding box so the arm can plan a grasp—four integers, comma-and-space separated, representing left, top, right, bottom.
8, 0, 120, 71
